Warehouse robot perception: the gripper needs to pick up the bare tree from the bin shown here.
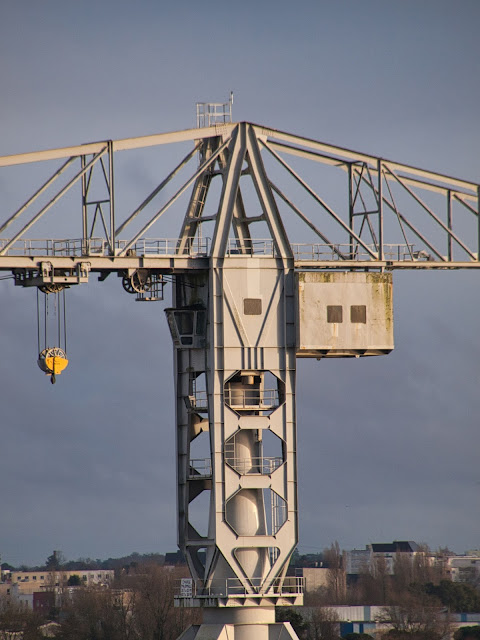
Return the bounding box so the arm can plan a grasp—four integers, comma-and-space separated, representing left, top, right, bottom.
58, 587, 117, 640
376, 591, 452, 640
0, 596, 44, 640
392, 554, 414, 594
57, 566, 199, 640
323, 542, 346, 604
132, 566, 199, 640
372, 555, 391, 605
305, 607, 340, 640
412, 546, 436, 585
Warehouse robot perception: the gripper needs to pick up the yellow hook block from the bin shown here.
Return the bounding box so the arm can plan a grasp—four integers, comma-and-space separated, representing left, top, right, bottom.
38, 348, 69, 377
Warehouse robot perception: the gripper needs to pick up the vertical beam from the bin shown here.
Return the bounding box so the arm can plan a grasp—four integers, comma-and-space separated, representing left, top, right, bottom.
81, 155, 88, 253
108, 141, 115, 254
478, 185, 480, 262
348, 163, 354, 259
447, 190, 452, 262
378, 159, 384, 261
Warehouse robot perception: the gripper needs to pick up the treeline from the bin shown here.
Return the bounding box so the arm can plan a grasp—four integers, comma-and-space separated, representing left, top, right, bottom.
0, 566, 199, 640
2, 551, 167, 573
61, 552, 166, 572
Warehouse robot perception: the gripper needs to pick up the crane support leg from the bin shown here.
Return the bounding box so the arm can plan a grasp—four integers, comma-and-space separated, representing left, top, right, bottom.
167, 257, 301, 640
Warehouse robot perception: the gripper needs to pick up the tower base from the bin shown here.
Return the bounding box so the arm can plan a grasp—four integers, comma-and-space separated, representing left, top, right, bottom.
177, 607, 300, 640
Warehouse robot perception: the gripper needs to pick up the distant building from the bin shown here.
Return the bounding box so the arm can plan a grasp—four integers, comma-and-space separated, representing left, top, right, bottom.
164, 550, 186, 566
346, 549, 371, 575
10, 569, 113, 588
295, 567, 330, 593
445, 556, 480, 583
345, 542, 480, 585
4, 570, 113, 611
370, 540, 419, 554
346, 541, 430, 577
110, 588, 134, 609
33, 591, 54, 615
0, 568, 12, 582
317, 606, 480, 638
0, 583, 11, 598
370, 540, 422, 575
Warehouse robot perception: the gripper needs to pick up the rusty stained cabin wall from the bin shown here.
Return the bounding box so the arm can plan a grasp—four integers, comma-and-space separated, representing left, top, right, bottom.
295, 272, 394, 358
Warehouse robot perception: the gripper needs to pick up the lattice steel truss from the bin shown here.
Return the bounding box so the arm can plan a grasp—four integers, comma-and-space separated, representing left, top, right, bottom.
1, 122, 478, 640
0, 122, 478, 278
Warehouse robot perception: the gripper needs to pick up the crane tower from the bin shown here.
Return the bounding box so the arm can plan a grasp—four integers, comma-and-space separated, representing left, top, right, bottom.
0, 102, 478, 640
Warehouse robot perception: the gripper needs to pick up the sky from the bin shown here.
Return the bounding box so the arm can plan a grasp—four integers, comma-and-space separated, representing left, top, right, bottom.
0, 0, 479, 567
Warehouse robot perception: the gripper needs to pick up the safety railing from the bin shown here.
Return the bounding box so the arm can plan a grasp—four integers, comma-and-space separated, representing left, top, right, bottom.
0, 237, 431, 262
187, 391, 208, 411
116, 237, 210, 257
0, 238, 106, 256
196, 95, 233, 128
175, 576, 304, 599
291, 243, 418, 261
226, 238, 276, 256
0, 237, 210, 258
188, 458, 212, 478
224, 456, 283, 475
224, 388, 279, 410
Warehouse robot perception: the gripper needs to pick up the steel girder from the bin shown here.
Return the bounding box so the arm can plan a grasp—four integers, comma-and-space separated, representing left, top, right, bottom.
0, 121, 478, 278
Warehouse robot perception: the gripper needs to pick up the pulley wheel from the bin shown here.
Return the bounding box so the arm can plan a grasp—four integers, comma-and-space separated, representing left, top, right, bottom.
122, 270, 152, 294
39, 284, 66, 294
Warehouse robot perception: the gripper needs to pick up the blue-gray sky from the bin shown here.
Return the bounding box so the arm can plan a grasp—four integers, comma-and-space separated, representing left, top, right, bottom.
0, 0, 479, 567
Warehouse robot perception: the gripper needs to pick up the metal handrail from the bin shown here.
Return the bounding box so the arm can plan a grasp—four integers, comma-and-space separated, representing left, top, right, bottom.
189, 391, 208, 410
175, 576, 304, 598
226, 238, 276, 256
291, 242, 417, 261
224, 388, 279, 409
121, 237, 210, 256
0, 237, 106, 256
0, 237, 431, 262
224, 456, 283, 475
188, 458, 212, 478
0, 237, 210, 257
